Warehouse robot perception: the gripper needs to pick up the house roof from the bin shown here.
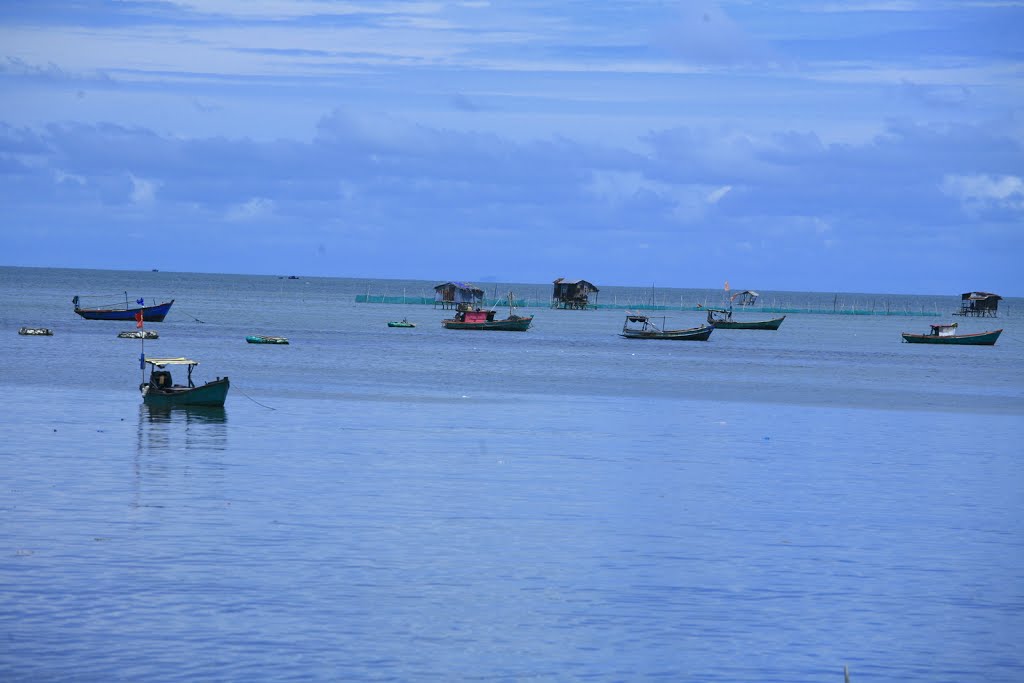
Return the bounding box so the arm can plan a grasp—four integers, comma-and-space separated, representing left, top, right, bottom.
553, 278, 599, 290
434, 281, 484, 293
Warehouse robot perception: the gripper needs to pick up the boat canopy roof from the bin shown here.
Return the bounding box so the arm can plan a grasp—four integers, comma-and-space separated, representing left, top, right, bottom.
145, 357, 199, 367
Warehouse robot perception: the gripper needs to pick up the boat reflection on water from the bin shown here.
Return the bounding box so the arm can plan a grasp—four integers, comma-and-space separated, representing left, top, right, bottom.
137, 404, 228, 455
142, 404, 228, 425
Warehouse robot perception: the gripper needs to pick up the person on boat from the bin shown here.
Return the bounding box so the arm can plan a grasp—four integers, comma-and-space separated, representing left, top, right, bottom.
150, 370, 172, 389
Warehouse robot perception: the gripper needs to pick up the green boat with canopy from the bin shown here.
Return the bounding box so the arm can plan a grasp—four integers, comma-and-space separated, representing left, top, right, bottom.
140, 357, 230, 407
901, 323, 1002, 346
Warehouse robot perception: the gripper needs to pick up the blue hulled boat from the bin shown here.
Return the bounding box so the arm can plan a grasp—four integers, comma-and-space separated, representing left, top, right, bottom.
73, 294, 174, 321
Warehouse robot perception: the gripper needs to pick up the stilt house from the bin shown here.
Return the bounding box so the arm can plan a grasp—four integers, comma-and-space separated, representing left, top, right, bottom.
434, 282, 485, 310
551, 278, 599, 309
954, 292, 1001, 317
729, 290, 759, 306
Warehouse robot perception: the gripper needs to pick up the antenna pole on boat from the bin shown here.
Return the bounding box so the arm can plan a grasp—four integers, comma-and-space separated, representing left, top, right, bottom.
140, 329, 145, 387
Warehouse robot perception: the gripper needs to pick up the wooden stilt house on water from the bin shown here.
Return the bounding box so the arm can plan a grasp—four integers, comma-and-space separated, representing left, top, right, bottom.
954, 292, 1001, 318
551, 278, 599, 309
729, 290, 759, 306
434, 282, 485, 310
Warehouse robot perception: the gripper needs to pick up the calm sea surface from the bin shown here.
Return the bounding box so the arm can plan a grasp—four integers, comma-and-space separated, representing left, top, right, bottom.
2, 267, 1022, 682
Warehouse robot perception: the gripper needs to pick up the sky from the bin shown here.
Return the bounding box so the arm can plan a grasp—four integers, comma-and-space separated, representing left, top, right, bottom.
1, 1, 1022, 295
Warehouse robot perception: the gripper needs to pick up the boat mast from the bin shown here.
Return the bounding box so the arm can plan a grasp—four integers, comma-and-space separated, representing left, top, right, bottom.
138, 311, 145, 387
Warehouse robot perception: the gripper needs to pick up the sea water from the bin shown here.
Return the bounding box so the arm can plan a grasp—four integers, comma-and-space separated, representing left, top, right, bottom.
1, 267, 1022, 682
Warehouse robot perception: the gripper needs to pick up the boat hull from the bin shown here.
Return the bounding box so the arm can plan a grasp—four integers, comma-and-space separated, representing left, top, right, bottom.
76, 300, 174, 321
142, 377, 230, 407
119, 330, 158, 339
442, 316, 533, 331
620, 325, 714, 341
708, 314, 785, 330
902, 329, 1002, 345
388, 322, 416, 328
19, 327, 53, 335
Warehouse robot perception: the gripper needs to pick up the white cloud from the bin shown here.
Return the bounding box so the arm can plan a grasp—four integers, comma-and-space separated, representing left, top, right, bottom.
817, 2, 921, 11
226, 197, 276, 221
585, 170, 647, 203
707, 185, 732, 204
942, 174, 1024, 212
54, 169, 85, 185
587, 172, 733, 224
130, 174, 159, 204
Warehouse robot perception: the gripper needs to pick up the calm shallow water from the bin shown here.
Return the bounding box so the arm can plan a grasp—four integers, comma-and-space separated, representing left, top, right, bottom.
2, 267, 1022, 681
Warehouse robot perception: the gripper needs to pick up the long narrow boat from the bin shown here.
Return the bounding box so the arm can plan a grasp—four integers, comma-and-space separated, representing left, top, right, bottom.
73, 295, 174, 321
140, 357, 230, 407
19, 327, 53, 336
706, 308, 785, 330
246, 335, 289, 344
901, 323, 1001, 346
620, 315, 713, 341
442, 293, 534, 331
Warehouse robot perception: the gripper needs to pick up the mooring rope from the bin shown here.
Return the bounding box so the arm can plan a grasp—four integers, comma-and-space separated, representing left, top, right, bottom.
234, 385, 276, 410
178, 310, 207, 323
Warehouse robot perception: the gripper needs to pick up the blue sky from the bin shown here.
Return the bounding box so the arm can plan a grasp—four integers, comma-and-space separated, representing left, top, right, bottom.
1, 1, 1022, 294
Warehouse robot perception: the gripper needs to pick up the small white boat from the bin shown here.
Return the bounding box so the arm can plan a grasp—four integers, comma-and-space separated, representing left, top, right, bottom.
19, 327, 53, 336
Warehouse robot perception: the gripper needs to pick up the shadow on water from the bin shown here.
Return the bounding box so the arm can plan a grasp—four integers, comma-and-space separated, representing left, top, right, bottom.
137, 404, 229, 454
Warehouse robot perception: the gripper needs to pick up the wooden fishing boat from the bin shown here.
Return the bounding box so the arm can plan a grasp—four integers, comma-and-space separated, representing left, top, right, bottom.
706, 308, 785, 330
388, 319, 416, 328
901, 323, 1001, 346
140, 357, 230, 407
118, 330, 159, 339
73, 294, 174, 321
246, 335, 289, 344
620, 314, 714, 341
442, 293, 533, 331
19, 327, 53, 336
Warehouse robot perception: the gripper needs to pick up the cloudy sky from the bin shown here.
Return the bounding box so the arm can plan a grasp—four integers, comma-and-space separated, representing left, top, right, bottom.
1, 1, 1021, 294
